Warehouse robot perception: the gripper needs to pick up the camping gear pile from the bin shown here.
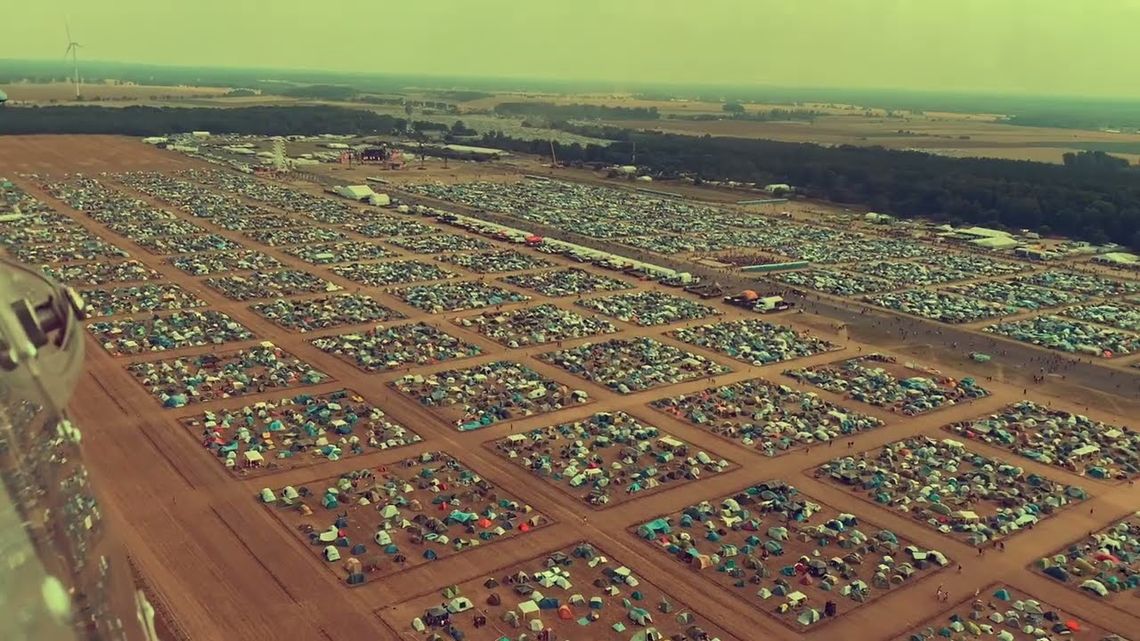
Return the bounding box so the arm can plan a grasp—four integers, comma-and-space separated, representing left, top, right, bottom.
751, 230, 928, 264
119, 171, 283, 221
332, 260, 457, 287
136, 233, 242, 256
946, 401, 1140, 480
775, 268, 896, 296
87, 310, 253, 356
128, 342, 328, 408
400, 179, 728, 239
863, 289, 1011, 324
253, 294, 404, 332
639, 481, 944, 628
345, 218, 434, 238
386, 232, 490, 254
651, 378, 883, 457
391, 360, 583, 431
181, 389, 421, 473
1015, 270, 1140, 298
492, 411, 729, 507
245, 226, 348, 247
539, 337, 730, 394
671, 318, 837, 366
619, 233, 728, 254
106, 219, 206, 241
82, 283, 207, 318
312, 323, 481, 372
264, 452, 545, 583
577, 290, 720, 326
0, 178, 67, 220
904, 585, 1125, 641
1063, 304, 1140, 333
1035, 513, 1140, 599
169, 250, 283, 276
206, 270, 341, 301
174, 168, 369, 223
942, 280, 1086, 310
1, 224, 101, 247
42, 259, 161, 287
818, 435, 1087, 546
918, 252, 1030, 278
851, 260, 970, 287
392, 281, 530, 314
12, 238, 129, 264
501, 267, 632, 297
405, 543, 726, 640
439, 249, 553, 273
42, 175, 175, 225
455, 304, 617, 348
784, 354, 990, 416
286, 241, 397, 265
984, 315, 1140, 357
209, 212, 298, 231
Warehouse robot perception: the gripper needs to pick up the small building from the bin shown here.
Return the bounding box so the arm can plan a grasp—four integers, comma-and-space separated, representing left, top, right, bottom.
956, 226, 1012, 239
190, 131, 210, 139
971, 236, 1019, 251
336, 185, 374, 201
764, 183, 793, 194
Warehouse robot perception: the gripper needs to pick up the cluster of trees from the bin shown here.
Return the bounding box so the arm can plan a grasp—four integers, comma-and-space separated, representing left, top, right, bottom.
275, 84, 359, 100
479, 130, 1140, 250
0, 105, 407, 136
493, 102, 659, 121
1061, 150, 1131, 171
671, 108, 818, 122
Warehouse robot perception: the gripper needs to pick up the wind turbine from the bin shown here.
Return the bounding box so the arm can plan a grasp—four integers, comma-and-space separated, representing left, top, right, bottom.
64, 21, 82, 100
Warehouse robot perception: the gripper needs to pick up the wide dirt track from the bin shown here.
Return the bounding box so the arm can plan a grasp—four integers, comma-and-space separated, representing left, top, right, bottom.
2, 135, 1139, 641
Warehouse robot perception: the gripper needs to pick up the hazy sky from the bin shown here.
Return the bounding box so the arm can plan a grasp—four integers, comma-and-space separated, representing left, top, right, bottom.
6, 0, 1140, 97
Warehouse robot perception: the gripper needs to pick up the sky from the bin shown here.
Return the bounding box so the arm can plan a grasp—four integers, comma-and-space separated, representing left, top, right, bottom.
5, 0, 1140, 97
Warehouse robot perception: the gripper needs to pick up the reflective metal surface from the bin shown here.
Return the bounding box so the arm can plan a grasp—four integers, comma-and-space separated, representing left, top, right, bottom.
0, 259, 154, 641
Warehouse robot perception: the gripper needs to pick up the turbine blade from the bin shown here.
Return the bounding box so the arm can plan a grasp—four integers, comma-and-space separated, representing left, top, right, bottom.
66, 19, 72, 43
64, 44, 72, 58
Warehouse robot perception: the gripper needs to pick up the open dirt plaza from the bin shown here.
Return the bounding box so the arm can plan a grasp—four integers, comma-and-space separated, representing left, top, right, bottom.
1, 134, 1138, 641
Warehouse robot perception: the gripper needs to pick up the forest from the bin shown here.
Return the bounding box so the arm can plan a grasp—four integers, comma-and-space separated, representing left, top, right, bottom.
479, 130, 1140, 250
0, 105, 406, 136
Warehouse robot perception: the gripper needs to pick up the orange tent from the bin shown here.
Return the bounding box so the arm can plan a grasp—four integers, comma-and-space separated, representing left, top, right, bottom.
557, 605, 573, 620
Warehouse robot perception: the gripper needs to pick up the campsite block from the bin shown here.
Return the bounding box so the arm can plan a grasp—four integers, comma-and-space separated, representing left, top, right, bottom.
501, 268, 631, 297
538, 337, 730, 395
818, 435, 1087, 546
380, 540, 735, 641
636, 479, 947, 629
899, 583, 1127, 641
261, 452, 547, 581
785, 353, 990, 416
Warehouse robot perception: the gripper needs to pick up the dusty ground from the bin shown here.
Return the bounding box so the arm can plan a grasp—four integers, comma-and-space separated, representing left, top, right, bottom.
1, 135, 1138, 641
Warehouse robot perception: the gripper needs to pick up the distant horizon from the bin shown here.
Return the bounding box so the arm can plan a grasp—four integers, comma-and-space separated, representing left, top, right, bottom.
5, 57, 1140, 107
5, 1, 1140, 100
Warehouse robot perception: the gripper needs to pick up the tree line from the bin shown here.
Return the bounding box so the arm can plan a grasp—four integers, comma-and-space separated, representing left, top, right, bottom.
493, 102, 659, 121
0, 105, 407, 136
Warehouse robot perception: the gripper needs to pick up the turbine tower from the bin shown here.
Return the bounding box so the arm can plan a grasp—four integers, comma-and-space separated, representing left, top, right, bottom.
64, 22, 82, 100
